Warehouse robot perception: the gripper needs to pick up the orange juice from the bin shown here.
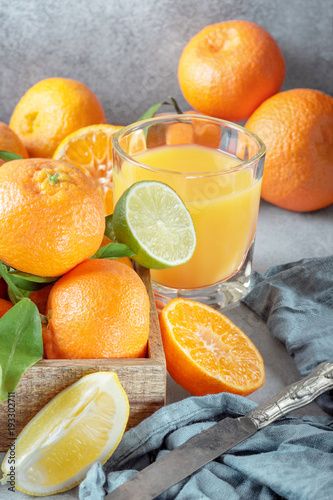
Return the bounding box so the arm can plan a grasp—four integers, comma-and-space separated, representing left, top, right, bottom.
113, 144, 262, 289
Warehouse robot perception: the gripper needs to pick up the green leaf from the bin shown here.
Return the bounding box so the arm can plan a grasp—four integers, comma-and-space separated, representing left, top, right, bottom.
92, 243, 135, 260
0, 151, 23, 162
8, 270, 57, 291
104, 214, 117, 241
0, 262, 57, 305
138, 102, 170, 121
138, 97, 183, 121
0, 262, 27, 303
7, 287, 31, 305
0, 299, 43, 402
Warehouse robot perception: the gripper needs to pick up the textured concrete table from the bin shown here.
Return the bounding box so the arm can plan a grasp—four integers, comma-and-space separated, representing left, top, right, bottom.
0, 200, 332, 499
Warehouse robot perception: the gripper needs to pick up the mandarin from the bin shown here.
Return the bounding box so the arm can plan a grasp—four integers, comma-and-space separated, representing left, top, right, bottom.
44, 259, 150, 359
178, 20, 285, 122
9, 77, 106, 158
159, 298, 265, 396
53, 124, 123, 215
246, 89, 333, 211
0, 121, 28, 166
0, 158, 105, 277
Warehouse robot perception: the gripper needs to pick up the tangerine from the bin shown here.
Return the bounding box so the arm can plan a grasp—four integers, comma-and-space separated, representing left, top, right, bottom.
0, 121, 28, 166
44, 259, 150, 359
246, 88, 333, 211
0, 158, 105, 277
9, 78, 106, 158
178, 20, 285, 122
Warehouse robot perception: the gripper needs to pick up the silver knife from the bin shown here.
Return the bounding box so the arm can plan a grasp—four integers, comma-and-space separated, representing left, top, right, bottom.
105, 362, 333, 500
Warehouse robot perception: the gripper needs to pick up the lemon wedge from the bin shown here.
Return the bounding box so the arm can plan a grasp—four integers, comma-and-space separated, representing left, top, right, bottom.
1, 371, 129, 495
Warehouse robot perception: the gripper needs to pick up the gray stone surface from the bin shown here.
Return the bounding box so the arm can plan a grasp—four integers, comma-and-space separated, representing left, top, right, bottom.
0, 0, 332, 126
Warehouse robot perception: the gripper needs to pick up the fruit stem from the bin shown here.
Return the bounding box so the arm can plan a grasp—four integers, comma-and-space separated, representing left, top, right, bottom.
40, 313, 48, 325
47, 173, 60, 185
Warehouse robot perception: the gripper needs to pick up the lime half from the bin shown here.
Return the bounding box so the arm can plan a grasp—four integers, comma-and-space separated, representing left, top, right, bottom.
112, 181, 196, 269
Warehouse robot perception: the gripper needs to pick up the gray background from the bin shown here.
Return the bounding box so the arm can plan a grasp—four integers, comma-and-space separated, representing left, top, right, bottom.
0, 0, 332, 126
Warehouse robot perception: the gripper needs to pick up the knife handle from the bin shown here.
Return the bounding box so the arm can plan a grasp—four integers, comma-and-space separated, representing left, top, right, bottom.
246, 362, 333, 429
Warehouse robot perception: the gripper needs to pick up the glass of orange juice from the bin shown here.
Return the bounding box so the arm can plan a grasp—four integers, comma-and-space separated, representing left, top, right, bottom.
112, 114, 265, 309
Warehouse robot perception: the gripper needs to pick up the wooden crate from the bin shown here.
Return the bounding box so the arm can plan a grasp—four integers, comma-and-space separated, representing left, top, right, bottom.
0, 265, 166, 451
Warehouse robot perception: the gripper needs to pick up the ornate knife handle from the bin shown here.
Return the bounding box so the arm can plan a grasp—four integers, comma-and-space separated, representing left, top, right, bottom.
247, 362, 333, 429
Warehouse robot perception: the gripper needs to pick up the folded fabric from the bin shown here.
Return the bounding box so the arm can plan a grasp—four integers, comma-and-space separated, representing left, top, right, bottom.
243, 255, 333, 414
79, 393, 333, 500
80, 256, 333, 499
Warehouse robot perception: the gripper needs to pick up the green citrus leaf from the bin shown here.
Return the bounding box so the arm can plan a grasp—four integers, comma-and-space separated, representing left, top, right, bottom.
138, 97, 183, 121
7, 287, 31, 305
92, 243, 135, 260
138, 101, 170, 121
0, 298, 43, 402
8, 270, 57, 291
104, 214, 117, 242
0, 261, 57, 296
0, 151, 23, 162
0, 262, 27, 302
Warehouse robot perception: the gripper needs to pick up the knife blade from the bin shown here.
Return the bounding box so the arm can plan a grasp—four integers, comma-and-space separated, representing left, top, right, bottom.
105, 362, 333, 500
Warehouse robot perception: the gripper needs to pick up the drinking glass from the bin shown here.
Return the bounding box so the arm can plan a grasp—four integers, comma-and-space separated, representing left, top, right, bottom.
112, 114, 265, 309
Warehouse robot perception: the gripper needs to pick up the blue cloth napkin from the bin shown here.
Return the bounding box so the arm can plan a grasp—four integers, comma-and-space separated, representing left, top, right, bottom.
80, 256, 333, 500
243, 255, 333, 414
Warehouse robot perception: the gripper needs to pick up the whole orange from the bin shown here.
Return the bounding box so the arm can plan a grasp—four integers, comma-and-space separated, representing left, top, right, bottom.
0, 158, 105, 277
9, 77, 106, 158
0, 121, 28, 166
246, 89, 333, 212
178, 20, 285, 122
44, 259, 150, 359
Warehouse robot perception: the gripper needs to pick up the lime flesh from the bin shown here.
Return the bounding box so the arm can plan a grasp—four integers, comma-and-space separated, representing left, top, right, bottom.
112, 181, 196, 269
